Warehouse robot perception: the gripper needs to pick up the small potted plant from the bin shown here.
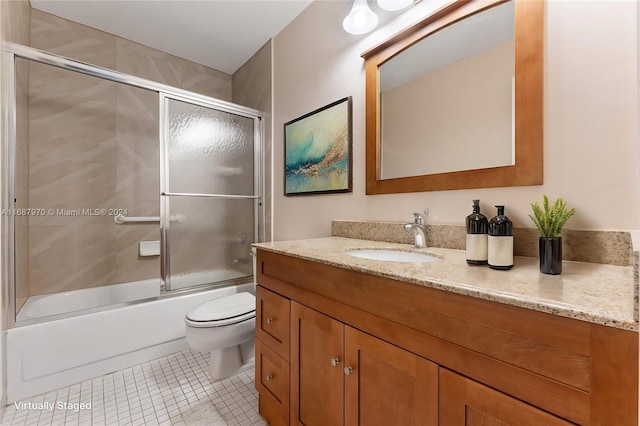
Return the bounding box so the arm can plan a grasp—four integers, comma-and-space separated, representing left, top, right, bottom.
529, 195, 576, 275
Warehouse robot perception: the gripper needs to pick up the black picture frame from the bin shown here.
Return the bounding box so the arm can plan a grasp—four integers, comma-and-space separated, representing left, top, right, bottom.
284, 97, 353, 196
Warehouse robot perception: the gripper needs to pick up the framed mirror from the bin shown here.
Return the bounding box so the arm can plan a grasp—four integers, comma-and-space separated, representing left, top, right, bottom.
362, 0, 543, 194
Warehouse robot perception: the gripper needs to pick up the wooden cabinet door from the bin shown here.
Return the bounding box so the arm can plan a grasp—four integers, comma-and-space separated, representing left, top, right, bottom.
256, 286, 291, 360
291, 302, 344, 426
439, 369, 574, 425
344, 326, 438, 426
255, 339, 289, 426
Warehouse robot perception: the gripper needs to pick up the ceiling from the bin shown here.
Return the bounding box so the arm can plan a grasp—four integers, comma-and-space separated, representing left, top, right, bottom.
29, 0, 314, 75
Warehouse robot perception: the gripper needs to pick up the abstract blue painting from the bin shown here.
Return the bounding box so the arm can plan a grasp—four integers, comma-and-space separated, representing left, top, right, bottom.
284, 97, 352, 195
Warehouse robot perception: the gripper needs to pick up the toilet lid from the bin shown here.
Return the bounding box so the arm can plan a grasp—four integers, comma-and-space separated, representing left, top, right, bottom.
186, 292, 256, 323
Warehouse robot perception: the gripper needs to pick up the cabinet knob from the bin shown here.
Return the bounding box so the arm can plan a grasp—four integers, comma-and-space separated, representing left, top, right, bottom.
266, 317, 274, 325
344, 366, 353, 376
266, 374, 273, 382
330, 357, 340, 367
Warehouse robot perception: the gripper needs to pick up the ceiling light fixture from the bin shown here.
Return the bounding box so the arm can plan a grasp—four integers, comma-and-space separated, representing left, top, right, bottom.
343, 0, 416, 35
343, 0, 379, 35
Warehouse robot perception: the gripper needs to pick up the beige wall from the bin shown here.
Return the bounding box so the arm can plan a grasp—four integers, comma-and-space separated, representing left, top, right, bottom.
19, 9, 234, 296
272, 0, 639, 240
1, 1, 30, 44
232, 40, 273, 241
381, 41, 514, 178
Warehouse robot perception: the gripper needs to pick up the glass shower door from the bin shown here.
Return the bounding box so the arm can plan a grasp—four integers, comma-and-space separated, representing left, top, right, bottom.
162, 96, 260, 291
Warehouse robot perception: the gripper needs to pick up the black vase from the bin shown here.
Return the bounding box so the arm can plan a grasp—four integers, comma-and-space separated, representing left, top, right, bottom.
539, 237, 562, 275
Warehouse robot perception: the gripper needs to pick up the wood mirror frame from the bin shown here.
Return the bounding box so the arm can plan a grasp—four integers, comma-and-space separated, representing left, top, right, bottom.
362, 0, 543, 195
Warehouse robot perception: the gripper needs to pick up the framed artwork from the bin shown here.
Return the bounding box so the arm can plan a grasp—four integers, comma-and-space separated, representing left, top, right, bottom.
284, 97, 352, 195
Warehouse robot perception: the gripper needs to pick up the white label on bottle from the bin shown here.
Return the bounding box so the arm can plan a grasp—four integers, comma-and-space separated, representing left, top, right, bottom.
488, 236, 513, 267
466, 234, 488, 261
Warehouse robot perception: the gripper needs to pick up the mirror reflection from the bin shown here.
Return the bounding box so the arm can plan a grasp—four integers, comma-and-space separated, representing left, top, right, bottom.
379, 1, 514, 179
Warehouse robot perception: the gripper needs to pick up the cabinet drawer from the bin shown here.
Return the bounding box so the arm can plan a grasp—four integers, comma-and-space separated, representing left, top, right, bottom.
256, 339, 289, 426
256, 285, 290, 360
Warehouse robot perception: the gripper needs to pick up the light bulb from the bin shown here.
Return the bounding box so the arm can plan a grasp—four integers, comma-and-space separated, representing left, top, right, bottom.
377, 0, 413, 11
343, 0, 379, 35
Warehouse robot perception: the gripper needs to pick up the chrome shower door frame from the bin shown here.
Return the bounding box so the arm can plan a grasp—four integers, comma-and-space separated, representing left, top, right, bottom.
2, 47, 17, 330
159, 93, 263, 292
2, 42, 265, 326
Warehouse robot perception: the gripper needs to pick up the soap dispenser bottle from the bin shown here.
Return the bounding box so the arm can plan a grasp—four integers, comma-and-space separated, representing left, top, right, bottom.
465, 200, 488, 265
488, 205, 513, 270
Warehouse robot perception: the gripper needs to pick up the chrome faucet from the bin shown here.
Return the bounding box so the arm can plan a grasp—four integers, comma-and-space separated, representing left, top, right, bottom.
404, 211, 427, 248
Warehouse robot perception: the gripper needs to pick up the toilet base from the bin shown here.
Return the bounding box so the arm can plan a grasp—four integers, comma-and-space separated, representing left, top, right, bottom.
208, 346, 242, 381
206, 339, 255, 381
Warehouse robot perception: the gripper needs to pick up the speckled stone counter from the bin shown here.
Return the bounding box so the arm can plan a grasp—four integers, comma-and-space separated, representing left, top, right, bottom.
254, 237, 638, 331
331, 220, 634, 266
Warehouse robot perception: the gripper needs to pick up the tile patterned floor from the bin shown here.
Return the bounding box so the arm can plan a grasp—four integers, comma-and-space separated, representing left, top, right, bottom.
1, 350, 267, 426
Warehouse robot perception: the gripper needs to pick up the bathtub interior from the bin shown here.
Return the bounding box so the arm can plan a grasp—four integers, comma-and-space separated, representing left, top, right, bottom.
14, 270, 253, 326
15, 279, 162, 325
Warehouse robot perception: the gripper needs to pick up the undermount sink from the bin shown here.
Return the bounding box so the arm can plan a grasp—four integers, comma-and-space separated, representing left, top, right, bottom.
345, 249, 440, 263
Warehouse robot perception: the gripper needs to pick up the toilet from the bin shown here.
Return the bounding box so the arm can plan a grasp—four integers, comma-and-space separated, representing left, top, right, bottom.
185, 292, 256, 381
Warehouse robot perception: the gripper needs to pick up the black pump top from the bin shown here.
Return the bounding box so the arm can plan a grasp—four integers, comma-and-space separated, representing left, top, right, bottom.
489, 205, 512, 236
466, 200, 487, 234
472, 199, 480, 214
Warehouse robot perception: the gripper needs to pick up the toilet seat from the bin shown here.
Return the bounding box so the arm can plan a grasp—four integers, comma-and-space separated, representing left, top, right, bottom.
185, 292, 256, 328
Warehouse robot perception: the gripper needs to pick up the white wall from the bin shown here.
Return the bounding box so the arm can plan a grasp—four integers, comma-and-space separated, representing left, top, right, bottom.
273, 0, 639, 241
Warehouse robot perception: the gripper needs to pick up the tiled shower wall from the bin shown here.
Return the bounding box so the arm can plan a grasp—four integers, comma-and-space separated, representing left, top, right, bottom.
232, 40, 273, 242
17, 9, 234, 298
15, 58, 30, 311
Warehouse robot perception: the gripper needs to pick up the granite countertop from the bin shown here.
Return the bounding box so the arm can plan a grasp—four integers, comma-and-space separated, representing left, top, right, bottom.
254, 237, 638, 331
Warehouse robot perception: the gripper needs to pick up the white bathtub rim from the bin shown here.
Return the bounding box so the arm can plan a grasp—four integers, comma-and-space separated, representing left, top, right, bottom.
16, 278, 161, 324
15, 278, 254, 327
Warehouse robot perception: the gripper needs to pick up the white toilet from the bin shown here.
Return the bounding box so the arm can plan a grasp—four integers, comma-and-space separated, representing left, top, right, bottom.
185, 292, 256, 381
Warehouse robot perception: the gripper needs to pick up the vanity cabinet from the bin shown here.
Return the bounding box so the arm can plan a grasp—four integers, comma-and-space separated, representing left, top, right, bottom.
290, 302, 438, 426
255, 249, 638, 425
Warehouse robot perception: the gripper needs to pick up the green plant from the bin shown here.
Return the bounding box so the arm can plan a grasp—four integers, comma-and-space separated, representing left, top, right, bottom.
529, 195, 576, 237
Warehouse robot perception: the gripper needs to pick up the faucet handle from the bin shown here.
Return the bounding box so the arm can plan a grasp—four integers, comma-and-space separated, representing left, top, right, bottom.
411, 212, 424, 225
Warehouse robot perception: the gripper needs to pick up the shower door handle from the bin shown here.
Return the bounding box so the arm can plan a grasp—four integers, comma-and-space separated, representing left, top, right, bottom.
114, 215, 160, 224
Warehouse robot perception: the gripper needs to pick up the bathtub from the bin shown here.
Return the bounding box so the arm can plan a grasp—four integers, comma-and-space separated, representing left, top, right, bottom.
16, 278, 162, 324
7, 282, 255, 403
